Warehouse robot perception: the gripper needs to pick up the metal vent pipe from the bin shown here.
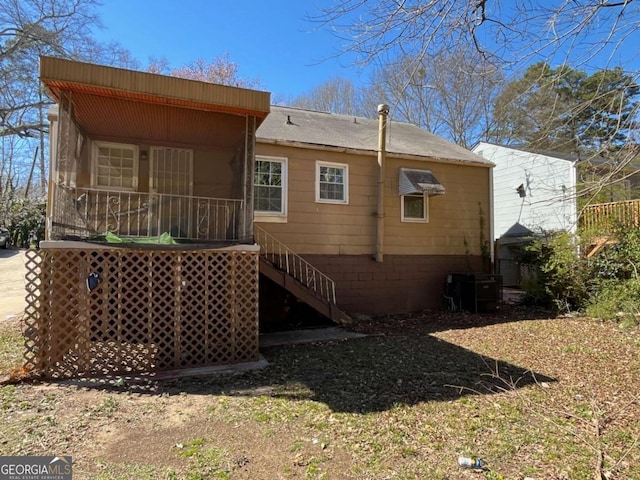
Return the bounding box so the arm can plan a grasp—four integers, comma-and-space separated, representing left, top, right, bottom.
375, 104, 389, 263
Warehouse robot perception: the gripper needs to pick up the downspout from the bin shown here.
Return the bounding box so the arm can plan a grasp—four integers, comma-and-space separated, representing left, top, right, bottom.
375, 104, 390, 263
489, 164, 495, 271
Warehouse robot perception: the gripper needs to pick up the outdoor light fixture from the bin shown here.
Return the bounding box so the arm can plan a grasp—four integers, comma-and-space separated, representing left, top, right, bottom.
140, 150, 148, 160
516, 183, 526, 198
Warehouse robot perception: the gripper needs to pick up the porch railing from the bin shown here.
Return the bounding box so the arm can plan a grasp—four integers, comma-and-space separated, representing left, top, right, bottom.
254, 225, 337, 305
580, 199, 640, 231
53, 186, 244, 241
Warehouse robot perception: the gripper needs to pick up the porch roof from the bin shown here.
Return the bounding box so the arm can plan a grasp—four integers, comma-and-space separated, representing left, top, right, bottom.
40, 56, 271, 148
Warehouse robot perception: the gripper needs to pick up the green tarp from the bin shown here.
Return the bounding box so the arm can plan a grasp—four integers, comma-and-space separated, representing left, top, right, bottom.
104, 232, 177, 244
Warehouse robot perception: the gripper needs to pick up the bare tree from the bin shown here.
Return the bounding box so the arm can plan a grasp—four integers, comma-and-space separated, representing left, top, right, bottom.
0, 0, 132, 196
0, 0, 102, 138
313, 1, 640, 71
290, 76, 373, 117
370, 46, 504, 147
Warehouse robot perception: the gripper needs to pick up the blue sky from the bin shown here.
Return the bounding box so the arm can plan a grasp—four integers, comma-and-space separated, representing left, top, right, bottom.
94, 0, 365, 102
93, 1, 640, 101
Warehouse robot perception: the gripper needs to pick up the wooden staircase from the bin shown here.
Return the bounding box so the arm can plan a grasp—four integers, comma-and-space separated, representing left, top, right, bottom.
586, 235, 617, 258
254, 226, 351, 325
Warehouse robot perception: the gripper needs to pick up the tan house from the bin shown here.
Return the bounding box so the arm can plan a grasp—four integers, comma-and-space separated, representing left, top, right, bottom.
255, 106, 494, 315
28, 57, 493, 379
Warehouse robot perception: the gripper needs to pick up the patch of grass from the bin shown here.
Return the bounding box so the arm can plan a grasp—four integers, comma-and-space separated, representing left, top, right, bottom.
288, 440, 305, 453
93, 463, 176, 480
84, 396, 120, 417
563, 344, 594, 355
175, 438, 206, 458
0, 385, 17, 409
207, 393, 332, 433
0, 322, 23, 373
174, 438, 232, 479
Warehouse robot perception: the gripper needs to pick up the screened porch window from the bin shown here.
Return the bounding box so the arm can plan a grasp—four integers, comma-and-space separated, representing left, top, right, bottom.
254, 156, 287, 221
91, 141, 138, 190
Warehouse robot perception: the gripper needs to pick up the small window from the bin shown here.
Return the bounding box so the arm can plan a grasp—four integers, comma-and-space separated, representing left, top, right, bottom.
401, 194, 428, 222
316, 161, 348, 204
254, 156, 287, 221
91, 141, 138, 191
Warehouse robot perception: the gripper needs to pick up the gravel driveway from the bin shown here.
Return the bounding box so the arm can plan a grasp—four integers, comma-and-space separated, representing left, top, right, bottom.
0, 248, 27, 321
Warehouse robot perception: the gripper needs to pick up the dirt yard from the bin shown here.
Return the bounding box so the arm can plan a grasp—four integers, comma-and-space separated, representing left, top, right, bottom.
0, 248, 27, 322
1, 307, 639, 479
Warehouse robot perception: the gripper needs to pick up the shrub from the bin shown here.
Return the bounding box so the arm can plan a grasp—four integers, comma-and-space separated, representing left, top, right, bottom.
583, 225, 640, 324
1, 198, 46, 247
587, 225, 640, 282
586, 278, 640, 325
520, 232, 589, 313
519, 224, 640, 322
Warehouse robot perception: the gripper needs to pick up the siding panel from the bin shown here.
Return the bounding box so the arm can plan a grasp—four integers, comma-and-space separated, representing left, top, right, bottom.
255, 144, 491, 257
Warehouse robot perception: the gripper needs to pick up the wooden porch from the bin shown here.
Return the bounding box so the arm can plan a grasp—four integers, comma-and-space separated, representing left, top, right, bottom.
580, 199, 640, 231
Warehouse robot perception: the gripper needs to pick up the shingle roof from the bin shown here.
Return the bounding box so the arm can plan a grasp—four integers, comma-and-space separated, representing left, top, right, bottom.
257, 106, 491, 166
476, 142, 613, 165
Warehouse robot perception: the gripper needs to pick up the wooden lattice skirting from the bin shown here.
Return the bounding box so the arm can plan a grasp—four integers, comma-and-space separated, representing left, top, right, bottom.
23, 243, 259, 379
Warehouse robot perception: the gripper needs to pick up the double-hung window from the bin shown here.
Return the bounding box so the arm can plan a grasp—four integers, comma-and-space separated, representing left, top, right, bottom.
316, 161, 348, 204
254, 156, 287, 221
91, 141, 138, 190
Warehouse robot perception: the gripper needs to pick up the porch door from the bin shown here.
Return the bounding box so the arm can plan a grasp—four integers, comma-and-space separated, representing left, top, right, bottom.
150, 147, 193, 238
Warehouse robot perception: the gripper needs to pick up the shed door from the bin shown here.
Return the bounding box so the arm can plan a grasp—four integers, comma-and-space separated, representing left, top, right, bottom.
150, 147, 193, 238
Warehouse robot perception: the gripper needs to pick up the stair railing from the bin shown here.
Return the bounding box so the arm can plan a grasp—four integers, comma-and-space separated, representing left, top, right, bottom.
254, 225, 337, 305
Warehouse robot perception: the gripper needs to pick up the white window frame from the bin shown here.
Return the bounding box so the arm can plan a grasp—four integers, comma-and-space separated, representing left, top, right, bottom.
91, 141, 138, 191
254, 155, 288, 223
316, 161, 349, 204
401, 193, 429, 223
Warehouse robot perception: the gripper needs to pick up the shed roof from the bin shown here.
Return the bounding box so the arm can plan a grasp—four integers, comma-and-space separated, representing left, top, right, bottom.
502, 222, 535, 238
257, 106, 491, 166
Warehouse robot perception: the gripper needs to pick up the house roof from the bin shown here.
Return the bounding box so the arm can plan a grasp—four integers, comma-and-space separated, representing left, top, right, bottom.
473, 142, 612, 165
257, 106, 491, 166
